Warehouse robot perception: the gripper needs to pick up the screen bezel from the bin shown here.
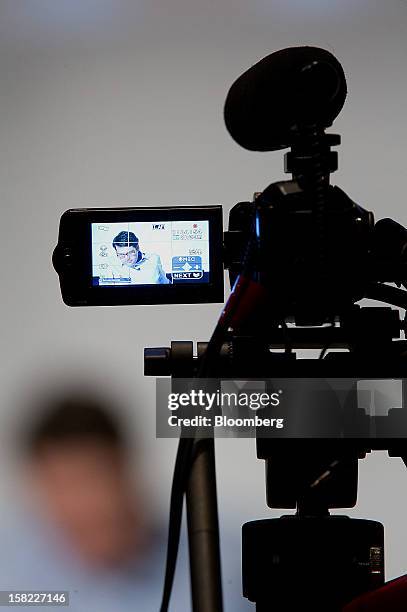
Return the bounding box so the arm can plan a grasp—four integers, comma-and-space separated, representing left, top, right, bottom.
57, 206, 224, 306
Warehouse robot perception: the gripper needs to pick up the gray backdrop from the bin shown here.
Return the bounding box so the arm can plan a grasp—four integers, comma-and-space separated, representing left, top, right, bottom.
1, 0, 407, 581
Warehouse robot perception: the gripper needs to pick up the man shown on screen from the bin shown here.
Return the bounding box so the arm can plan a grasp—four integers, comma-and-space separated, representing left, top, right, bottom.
112, 231, 170, 284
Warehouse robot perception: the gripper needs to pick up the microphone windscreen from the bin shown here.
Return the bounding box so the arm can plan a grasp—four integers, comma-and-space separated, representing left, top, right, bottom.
224, 46, 347, 151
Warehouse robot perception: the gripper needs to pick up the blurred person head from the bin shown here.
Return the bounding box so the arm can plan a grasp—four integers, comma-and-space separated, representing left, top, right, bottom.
112, 231, 140, 267
20, 391, 149, 570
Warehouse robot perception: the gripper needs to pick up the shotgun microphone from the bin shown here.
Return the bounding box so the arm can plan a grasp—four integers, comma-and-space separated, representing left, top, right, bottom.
224, 45, 347, 151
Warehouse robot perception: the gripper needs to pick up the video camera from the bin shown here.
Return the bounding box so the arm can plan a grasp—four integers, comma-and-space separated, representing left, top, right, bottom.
53, 45, 407, 612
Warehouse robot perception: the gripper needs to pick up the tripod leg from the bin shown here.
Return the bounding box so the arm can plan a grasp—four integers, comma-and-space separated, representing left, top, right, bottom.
186, 437, 224, 612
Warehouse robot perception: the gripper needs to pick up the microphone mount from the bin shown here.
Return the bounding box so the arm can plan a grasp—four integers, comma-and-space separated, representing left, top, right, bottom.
284, 132, 341, 181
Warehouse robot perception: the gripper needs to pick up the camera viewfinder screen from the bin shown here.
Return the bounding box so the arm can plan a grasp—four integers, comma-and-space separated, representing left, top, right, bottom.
92, 221, 210, 286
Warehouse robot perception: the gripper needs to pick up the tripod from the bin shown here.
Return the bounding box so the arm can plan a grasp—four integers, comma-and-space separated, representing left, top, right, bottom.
146, 137, 407, 611
145, 46, 407, 611
147, 302, 407, 610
